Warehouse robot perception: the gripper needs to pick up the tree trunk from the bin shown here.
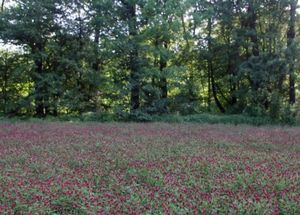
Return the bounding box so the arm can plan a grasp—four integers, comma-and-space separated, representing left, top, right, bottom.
1, 0, 5, 12
207, 16, 225, 113
211, 66, 225, 113
207, 67, 211, 111
287, 0, 297, 104
126, 2, 140, 111
34, 57, 45, 117
228, 39, 238, 106
93, 27, 100, 72
86, 26, 101, 112
159, 42, 168, 113
247, 0, 259, 57
31, 42, 46, 117
3, 60, 8, 114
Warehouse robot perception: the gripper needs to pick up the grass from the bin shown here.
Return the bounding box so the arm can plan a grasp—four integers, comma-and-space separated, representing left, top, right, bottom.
0, 122, 299, 214
152, 114, 277, 125
1, 112, 296, 126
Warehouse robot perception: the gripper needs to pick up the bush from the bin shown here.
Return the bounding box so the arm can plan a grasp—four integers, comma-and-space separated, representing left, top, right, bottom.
129, 110, 153, 122
279, 105, 296, 125
152, 114, 184, 123
179, 114, 273, 126
1, 111, 299, 126
81, 112, 116, 122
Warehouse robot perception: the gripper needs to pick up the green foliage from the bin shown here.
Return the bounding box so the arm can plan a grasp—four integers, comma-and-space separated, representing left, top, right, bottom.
182, 114, 274, 126
279, 105, 296, 125
129, 110, 153, 122
0, 51, 32, 115
0, 0, 299, 122
3, 111, 300, 126
80, 112, 116, 122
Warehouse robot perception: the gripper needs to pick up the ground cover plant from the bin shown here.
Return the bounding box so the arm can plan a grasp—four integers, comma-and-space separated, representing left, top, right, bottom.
0, 122, 299, 214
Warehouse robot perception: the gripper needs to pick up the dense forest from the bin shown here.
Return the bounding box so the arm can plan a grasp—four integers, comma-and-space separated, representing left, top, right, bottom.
0, 0, 299, 120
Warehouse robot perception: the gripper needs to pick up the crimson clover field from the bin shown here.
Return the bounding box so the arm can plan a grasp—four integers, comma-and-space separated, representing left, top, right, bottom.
0, 123, 299, 214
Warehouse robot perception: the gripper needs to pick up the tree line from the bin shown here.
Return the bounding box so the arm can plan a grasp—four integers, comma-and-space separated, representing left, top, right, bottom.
0, 0, 299, 119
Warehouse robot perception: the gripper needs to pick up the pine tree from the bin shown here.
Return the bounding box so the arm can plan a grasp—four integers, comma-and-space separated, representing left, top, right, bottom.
0, 0, 63, 116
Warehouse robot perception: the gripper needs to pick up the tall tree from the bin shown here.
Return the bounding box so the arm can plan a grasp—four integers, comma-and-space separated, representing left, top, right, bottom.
0, 0, 299, 119
118, 0, 141, 111
1, 0, 5, 12
207, 14, 225, 113
287, 0, 298, 104
247, 0, 259, 57
206, 0, 225, 113
0, 0, 62, 116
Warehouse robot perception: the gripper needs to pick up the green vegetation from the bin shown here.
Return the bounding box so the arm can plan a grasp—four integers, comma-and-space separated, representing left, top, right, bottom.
1, 112, 299, 126
0, 123, 299, 213
0, 0, 300, 122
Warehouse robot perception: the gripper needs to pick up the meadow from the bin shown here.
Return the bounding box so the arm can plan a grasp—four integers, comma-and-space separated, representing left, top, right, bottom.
0, 122, 299, 214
